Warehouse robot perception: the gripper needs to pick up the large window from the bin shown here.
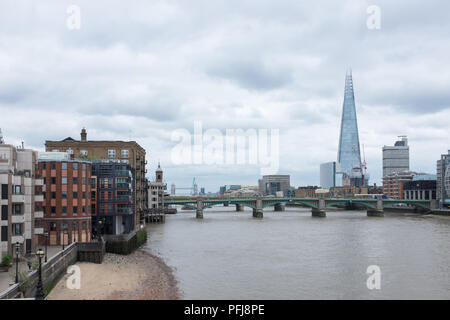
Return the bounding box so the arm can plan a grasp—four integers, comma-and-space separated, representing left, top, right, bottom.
1, 184, 8, 199
1, 205, 7, 220
73, 163, 78, 170
12, 223, 22, 235
62, 206, 67, 214
50, 222, 57, 231
62, 162, 68, 170
62, 177, 67, 185
80, 150, 88, 156
108, 149, 116, 158
73, 177, 78, 185
121, 149, 129, 158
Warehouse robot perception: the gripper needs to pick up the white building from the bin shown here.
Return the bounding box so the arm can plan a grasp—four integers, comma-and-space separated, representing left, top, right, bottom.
382, 136, 410, 177
1, 143, 43, 259
147, 163, 166, 210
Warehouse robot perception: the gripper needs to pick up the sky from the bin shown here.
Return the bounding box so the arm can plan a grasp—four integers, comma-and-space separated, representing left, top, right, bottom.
1, 0, 449, 193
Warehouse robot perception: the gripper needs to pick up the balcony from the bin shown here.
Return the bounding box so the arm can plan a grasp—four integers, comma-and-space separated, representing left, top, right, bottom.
11, 215, 25, 224
12, 194, 25, 203
34, 228, 44, 235
34, 211, 44, 218
35, 194, 44, 202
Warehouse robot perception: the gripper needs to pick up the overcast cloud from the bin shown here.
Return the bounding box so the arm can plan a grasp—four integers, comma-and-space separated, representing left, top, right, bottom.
1, 0, 449, 192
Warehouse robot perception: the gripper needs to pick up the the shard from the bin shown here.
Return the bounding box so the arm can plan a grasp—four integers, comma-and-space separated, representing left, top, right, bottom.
337, 69, 362, 182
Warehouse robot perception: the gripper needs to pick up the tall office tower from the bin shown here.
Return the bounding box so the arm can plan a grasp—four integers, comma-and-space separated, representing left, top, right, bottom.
382, 136, 410, 177
337, 70, 362, 185
437, 150, 450, 209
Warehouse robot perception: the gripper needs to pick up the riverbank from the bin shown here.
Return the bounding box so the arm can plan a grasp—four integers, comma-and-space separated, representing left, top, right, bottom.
47, 250, 179, 300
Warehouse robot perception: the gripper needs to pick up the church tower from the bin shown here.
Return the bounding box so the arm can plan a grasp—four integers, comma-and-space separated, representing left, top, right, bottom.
156, 162, 163, 183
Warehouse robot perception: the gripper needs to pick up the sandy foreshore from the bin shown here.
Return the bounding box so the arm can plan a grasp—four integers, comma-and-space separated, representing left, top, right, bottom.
47, 249, 180, 300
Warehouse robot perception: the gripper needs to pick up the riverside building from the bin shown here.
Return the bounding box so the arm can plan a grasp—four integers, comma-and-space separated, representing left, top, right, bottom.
36, 152, 92, 245
382, 136, 410, 177
45, 128, 147, 229
0, 143, 43, 258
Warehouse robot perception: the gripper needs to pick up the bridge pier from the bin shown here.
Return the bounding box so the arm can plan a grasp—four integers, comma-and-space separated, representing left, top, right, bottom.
367, 198, 384, 217
253, 198, 263, 218
196, 199, 203, 219
236, 204, 244, 212
274, 203, 285, 212
311, 199, 326, 217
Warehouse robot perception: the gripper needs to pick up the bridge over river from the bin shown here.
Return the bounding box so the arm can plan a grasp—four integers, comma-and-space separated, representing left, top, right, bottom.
161, 196, 438, 218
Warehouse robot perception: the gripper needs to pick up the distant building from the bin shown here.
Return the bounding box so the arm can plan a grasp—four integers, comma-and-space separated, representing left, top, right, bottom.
437, 150, 450, 208
258, 175, 290, 196
148, 163, 166, 210
92, 161, 135, 235
382, 171, 423, 200
320, 162, 337, 189
382, 136, 410, 177
403, 175, 437, 201
219, 185, 241, 195
330, 186, 368, 198
295, 186, 321, 198
36, 153, 92, 245
0, 144, 43, 258
45, 128, 146, 229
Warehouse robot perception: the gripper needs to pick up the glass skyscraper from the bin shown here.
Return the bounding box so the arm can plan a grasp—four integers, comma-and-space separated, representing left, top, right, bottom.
337, 70, 362, 181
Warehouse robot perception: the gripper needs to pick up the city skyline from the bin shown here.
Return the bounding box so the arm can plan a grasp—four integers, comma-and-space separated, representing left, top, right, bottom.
1, 1, 450, 192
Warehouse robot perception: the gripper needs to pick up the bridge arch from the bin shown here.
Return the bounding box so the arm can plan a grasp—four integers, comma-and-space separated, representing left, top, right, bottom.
283, 200, 318, 209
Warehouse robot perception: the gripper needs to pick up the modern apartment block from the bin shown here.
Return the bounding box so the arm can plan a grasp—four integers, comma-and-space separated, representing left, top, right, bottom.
437, 150, 450, 208
36, 152, 92, 246
45, 128, 147, 230
148, 163, 166, 210
403, 175, 437, 201
258, 175, 291, 196
382, 136, 410, 177
92, 161, 135, 235
0, 144, 43, 258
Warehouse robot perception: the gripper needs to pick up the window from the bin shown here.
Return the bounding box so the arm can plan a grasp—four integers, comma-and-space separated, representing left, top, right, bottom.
121, 149, 129, 158
13, 204, 21, 215
51, 192, 56, 199
50, 222, 57, 231
72, 222, 78, 231
51, 177, 56, 184
62, 177, 67, 185
67, 148, 74, 155
73, 206, 78, 214
1, 205, 7, 220
62, 206, 67, 214
1, 184, 8, 199
1, 226, 7, 241
73, 192, 78, 199
108, 149, 116, 158
62, 191, 67, 199
62, 162, 68, 170
73, 177, 78, 185
12, 224, 22, 235
82, 192, 86, 199
82, 206, 86, 213
82, 177, 86, 185
82, 221, 87, 230
42, 163, 46, 170
91, 178, 96, 188
51, 206, 56, 214
80, 150, 88, 156
82, 163, 86, 171
73, 163, 78, 170
61, 222, 68, 231
51, 163, 56, 170
14, 185, 21, 194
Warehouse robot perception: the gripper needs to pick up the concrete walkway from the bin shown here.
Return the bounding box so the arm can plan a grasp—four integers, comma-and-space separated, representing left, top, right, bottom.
0, 245, 64, 294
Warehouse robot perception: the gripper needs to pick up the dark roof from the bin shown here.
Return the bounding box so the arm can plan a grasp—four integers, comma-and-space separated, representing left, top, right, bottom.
62, 137, 76, 142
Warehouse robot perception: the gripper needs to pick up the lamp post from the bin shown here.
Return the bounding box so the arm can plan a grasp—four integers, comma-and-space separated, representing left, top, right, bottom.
44, 231, 48, 263
35, 248, 45, 300
15, 242, 20, 284
97, 219, 103, 242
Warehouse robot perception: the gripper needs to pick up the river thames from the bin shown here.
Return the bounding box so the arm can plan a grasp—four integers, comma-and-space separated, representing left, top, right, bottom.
144, 207, 450, 299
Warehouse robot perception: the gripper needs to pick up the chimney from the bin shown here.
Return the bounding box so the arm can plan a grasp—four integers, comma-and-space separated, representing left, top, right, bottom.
81, 128, 87, 141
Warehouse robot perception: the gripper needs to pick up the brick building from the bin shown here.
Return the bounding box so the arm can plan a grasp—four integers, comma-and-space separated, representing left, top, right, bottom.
36, 152, 92, 245
382, 171, 422, 200
45, 128, 147, 230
